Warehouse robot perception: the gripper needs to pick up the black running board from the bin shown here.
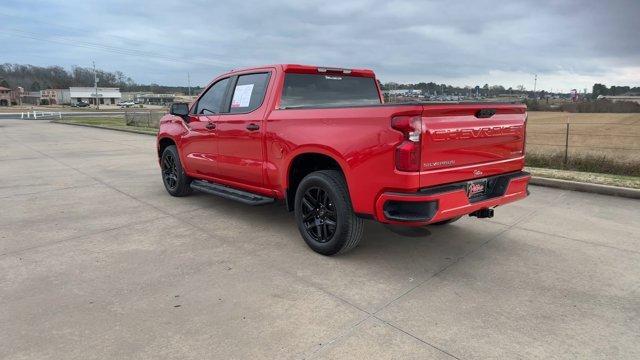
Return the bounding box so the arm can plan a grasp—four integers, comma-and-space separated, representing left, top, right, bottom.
190, 180, 275, 206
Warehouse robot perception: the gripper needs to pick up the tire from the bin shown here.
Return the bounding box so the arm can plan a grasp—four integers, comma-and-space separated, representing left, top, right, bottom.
160, 145, 192, 197
431, 216, 462, 225
294, 170, 363, 255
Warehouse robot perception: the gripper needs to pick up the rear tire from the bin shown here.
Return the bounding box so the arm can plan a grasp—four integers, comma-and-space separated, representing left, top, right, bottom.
431, 216, 461, 225
294, 170, 363, 255
161, 145, 192, 197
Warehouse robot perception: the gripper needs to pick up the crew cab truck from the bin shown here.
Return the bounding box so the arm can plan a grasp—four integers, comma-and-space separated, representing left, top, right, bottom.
157, 64, 530, 255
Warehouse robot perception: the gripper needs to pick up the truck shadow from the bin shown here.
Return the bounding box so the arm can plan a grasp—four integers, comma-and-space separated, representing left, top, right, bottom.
190, 193, 500, 263
189, 193, 510, 312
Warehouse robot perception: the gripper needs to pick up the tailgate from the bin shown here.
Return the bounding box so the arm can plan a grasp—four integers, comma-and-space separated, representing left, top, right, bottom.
420, 103, 527, 186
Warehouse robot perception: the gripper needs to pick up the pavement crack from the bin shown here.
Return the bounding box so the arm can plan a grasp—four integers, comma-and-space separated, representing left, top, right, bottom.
513, 226, 640, 256
0, 183, 99, 199
1, 215, 170, 258
382, 320, 462, 360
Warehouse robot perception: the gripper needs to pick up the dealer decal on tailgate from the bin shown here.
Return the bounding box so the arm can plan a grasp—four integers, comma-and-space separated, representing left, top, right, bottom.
467, 179, 487, 198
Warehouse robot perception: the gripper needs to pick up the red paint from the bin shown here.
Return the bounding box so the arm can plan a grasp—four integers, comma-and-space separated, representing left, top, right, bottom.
375, 174, 530, 225
158, 64, 530, 224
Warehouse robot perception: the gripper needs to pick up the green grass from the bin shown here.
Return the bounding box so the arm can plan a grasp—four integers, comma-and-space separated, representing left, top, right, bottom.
527, 166, 640, 189
55, 116, 158, 135
525, 151, 640, 177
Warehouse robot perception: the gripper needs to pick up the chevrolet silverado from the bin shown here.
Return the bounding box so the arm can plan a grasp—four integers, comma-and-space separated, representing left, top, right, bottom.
157, 64, 530, 255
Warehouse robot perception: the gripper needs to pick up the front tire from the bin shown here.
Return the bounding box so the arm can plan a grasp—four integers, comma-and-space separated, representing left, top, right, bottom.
161, 145, 192, 197
294, 170, 363, 255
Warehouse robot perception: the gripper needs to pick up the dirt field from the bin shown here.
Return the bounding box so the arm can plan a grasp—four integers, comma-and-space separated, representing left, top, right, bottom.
526, 112, 640, 160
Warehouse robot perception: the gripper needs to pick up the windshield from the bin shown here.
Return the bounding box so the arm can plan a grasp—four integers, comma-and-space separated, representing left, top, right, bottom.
280, 73, 381, 108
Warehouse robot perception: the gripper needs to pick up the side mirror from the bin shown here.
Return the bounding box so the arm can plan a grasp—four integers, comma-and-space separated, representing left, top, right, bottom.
170, 102, 189, 118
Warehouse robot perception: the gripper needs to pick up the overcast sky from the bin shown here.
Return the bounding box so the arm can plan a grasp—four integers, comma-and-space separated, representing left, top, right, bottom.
2, 0, 639, 92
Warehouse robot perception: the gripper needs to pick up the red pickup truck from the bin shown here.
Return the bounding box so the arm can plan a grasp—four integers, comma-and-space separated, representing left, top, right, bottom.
157, 64, 530, 255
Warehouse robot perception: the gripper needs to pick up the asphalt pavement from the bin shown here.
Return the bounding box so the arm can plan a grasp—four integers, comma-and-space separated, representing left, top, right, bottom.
1, 119, 638, 359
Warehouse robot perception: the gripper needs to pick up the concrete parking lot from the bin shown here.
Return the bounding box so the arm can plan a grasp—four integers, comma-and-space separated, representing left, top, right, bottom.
1, 119, 639, 359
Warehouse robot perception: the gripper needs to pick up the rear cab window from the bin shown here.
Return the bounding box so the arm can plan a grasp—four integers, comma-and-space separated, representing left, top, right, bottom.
280, 73, 381, 108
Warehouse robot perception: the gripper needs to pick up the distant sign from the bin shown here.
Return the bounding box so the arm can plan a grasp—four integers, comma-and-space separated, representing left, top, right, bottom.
90, 93, 104, 97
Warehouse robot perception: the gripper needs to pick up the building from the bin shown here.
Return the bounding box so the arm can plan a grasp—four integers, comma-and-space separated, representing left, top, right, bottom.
66, 87, 121, 105
21, 91, 42, 105
0, 87, 123, 106
597, 95, 640, 105
133, 93, 175, 105
0, 86, 10, 106
384, 89, 423, 97
40, 89, 67, 105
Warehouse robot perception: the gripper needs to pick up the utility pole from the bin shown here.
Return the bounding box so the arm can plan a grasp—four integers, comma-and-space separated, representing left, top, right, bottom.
187, 72, 191, 96
533, 74, 537, 98
93, 61, 99, 110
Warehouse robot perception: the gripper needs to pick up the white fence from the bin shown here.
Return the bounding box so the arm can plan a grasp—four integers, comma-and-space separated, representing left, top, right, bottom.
20, 111, 62, 120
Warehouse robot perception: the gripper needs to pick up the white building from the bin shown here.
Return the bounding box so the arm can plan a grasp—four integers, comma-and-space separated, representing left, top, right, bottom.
597, 95, 640, 105
384, 89, 423, 97
134, 93, 176, 105
64, 87, 121, 105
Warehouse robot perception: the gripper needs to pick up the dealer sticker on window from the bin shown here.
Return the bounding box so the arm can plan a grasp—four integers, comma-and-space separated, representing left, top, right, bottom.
231, 84, 254, 108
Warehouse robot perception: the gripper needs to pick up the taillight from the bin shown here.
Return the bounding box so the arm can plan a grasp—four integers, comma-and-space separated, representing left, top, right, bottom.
391, 116, 422, 172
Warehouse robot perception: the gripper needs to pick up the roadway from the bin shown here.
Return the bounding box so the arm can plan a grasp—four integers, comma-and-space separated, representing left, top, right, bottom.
1, 119, 638, 359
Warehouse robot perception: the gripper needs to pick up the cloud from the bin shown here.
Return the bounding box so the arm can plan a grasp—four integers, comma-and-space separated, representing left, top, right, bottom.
1, 0, 639, 91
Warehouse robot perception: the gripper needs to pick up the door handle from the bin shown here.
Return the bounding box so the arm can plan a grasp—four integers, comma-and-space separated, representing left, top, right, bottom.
206, 122, 216, 130
246, 123, 260, 131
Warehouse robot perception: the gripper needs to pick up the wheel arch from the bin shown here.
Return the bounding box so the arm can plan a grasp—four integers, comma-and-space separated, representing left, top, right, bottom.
284, 150, 350, 211
157, 137, 177, 159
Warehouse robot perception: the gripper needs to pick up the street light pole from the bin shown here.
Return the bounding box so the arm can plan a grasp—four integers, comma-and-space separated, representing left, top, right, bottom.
93, 61, 99, 110
188, 72, 191, 97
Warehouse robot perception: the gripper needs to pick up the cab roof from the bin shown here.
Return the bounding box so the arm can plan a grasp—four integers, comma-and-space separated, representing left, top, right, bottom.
227, 64, 376, 78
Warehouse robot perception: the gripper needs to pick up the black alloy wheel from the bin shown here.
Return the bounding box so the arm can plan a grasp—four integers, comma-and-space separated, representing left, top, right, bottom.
301, 187, 337, 243
162, 152, 178, 191
294, 170, 363, 255
160, 145, 191, 197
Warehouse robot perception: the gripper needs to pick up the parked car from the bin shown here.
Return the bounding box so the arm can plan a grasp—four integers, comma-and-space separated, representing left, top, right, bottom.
118, 101, 135, 108
157, 64, 530, 255
71, 101, 90, 108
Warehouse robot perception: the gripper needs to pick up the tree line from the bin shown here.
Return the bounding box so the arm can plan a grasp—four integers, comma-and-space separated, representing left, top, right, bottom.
381, 81, 640, 98
592, 83, 640, 98
2, 63, 637, 99
0, 63, 201, 94
379, 80, 535, 97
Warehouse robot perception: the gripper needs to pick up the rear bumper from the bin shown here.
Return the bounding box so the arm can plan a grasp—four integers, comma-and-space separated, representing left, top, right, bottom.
374, 171, 530, 225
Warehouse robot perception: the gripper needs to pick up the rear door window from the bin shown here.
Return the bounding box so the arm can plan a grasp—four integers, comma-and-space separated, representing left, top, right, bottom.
229, 73, 270, 114
195, 77, 230, 114
280, 73, 381, 108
